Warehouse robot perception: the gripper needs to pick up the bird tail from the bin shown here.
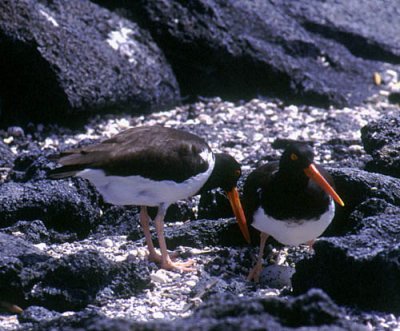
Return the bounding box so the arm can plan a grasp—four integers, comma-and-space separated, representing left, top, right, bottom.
48, 165, 81, 179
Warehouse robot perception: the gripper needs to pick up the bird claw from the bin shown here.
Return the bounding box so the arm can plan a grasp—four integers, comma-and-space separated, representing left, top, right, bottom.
247, 263, 263, 282
148, 252, 196, 272
161, 258, 196, 272
148, 250, 179, 264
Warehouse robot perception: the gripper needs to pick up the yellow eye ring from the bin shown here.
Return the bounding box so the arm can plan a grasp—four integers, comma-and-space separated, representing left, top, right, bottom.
290, 153, 298, 161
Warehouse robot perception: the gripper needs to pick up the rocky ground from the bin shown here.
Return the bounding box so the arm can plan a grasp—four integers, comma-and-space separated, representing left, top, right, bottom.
1, 1, 400, 330
1, 70, 400, 329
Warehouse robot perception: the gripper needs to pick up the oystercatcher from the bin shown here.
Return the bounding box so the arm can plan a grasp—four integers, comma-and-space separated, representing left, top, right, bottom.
49, 126, 250, 272
243, 143, 344, 281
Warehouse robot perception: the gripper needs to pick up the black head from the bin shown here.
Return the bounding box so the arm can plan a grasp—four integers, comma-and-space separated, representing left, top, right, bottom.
201, 153, 251, 243
277, 142, 345, 207
279, 143, 314, 173
201, 153, 241, 192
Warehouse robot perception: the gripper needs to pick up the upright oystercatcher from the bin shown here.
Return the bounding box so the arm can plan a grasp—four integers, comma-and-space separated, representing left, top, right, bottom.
243, 142, 344, 281
49, 126, 250, 272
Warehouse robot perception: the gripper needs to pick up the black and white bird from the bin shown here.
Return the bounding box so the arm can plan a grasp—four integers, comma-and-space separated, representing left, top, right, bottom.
243, 143, 344, 281
49, 126, 250, 272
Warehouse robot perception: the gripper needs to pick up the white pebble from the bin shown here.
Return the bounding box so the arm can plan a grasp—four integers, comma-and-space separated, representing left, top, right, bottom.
152, 311, 165, 319
101, 238, 113, 248
186, 280, 197, 287
151, 270, 170, 284
34, 243, 47, 251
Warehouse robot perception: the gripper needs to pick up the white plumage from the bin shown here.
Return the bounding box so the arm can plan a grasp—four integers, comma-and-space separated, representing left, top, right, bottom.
251, 199, 335, 245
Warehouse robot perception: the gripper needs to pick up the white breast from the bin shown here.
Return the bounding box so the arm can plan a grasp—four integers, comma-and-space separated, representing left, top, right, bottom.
76, 149, 215, 207
251, 200, 335, 246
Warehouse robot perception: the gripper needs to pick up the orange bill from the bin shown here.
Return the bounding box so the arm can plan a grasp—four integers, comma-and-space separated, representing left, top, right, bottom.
304, 164, 345, 207
226, 187, 251, 243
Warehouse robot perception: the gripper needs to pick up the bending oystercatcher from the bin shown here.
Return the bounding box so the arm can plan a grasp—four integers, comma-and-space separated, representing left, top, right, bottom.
243, 143, 344, 281
49, 126, 250, 272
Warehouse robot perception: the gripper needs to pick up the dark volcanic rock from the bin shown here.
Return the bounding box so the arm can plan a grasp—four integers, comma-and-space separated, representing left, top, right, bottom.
326, 167, 400, 235
0, 140, 14, 167
321, 139, 370, 169
105, 257, 153, 300
28, 250, 114, 311
293, 199, 400, 313
361, 114, 400, 178
282, 0, 400, 62
28, 250, 151, 311
10, 151, 57, 182
19, 306, 61, 324
150, 200, 197, 223
163, 218, 248, 250
100, 0, 397, 107
95, 206, 142, 239
0, 0, 180, 125
27, 309, 135, 331
1, 233, 152, 313
0, 179, 101, 239
97, 202, 196, 241
0, 233, 50, 308
389, 92, 400, 104
26, 289, 365, 330
198, 190, 233, 221
0, 219, 73, 244
187, 289, 360, 330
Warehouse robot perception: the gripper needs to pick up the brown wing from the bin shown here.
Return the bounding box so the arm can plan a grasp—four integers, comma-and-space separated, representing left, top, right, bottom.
49, 126, 212, 183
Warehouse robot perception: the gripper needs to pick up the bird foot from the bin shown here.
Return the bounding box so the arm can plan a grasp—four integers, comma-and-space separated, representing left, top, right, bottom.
161, 258, 196, 272
148, 250, 179, 264
247, 262, 263, 282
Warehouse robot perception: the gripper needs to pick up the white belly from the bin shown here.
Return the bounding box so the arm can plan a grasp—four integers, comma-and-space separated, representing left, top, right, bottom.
76, 154, 215, 207
251, 200, 335, 245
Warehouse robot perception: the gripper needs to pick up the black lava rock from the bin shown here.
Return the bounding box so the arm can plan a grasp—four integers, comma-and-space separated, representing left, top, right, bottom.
27, 289, 365, 330
95, 201, 196, 239
28, 250, 113, 312
27, 309, 135, 331
149, 200, 197, 223
293, 199, 400, 313
361, 114, 400, 178
95, 205, 142, 239
389, 92, 400, 104
101, 0, 397, 107
163, 218, 249, 250
282, 0, 400, 61
19, 306, 60, 324
0, 0, 180, 126
198, 190, 233, 221
1, 233, 152, 313
106, 257, 153, 300
325, 167, 400, 235
0, 233, 50, 308
0, 178, 101, 240
0, 140, 14, 168
10, 151, 58, 182
0, 219, 76, 244
321, 139, 370, 169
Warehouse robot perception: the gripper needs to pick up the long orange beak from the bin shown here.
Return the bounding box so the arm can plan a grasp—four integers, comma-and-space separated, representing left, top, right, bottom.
226, 188, 251, 243
304, 164, 345, 207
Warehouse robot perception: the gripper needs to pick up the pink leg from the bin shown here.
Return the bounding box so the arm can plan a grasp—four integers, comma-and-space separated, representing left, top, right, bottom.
154, 204, 195, 272
247, 232, 269, 282
140, 206, 162, 263
306, 239, 315, 251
